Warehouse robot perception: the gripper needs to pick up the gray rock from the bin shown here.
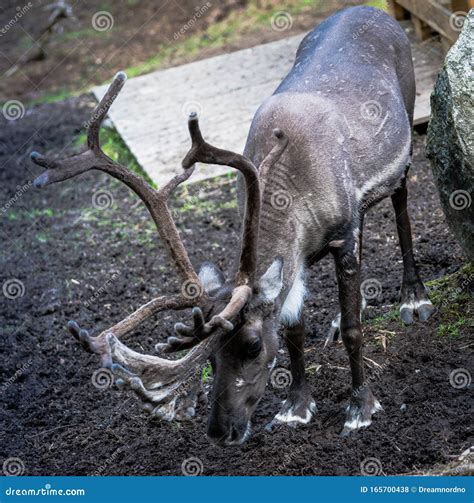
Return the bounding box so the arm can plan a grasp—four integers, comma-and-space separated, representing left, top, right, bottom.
426, 10, 474, 261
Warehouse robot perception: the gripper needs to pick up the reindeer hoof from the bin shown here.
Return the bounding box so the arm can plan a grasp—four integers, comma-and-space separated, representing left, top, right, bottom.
341, 388, 382, 436
266, 394, 317, 431
399, 282, 435, 325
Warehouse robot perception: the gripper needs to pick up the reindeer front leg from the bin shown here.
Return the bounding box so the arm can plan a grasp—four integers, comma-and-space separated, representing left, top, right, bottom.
267, 315, 317, 429
333, 233, 382, 436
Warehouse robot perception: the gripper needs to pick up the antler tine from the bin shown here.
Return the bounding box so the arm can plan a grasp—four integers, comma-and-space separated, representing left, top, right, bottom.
183, 112, 261, 287
87, 71, 126, 152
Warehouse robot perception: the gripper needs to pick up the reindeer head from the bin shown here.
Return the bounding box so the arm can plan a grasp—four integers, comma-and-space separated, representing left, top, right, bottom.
189, 258, 285, 445
30, 72, 288, 446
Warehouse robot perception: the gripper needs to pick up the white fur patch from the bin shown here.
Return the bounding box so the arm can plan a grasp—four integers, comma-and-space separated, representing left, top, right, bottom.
400, 299, 433, 311
280, 266, 306, 326
198, 264, 223, 292
343, 399, 383, 430
275, 399, 316, 424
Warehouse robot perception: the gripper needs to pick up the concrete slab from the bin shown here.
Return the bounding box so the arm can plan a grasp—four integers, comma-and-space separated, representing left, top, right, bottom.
93, 28, 443, 186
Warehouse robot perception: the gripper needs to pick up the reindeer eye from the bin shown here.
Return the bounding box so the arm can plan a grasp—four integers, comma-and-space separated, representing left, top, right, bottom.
246, 338, 262, 358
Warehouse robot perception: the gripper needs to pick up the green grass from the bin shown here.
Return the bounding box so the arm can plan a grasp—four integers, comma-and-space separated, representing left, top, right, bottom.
74, 128, 156, 188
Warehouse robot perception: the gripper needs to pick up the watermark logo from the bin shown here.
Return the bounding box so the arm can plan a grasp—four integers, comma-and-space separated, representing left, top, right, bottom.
3, 457, 25, 476
271, 11, 293, 31
270, 189, 293, 210
449, 11, 467, 31
91, 368, 114, 390
449, 368, 471, 389
270, 367, 292, 389
2, 279, 25, 299
182, 100, 203, 119
181, 456, 203, 476
360, 278, 382, 301
360, 457, 382, 475
360, 100, 382, 123
449, 189, 471, 211
2, 100, 25, 121
92, 189, 114, 210
181, 279, 203, 300
92, 11, 114, 31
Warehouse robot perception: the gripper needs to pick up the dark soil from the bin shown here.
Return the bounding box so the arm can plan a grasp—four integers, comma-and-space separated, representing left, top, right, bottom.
0, 96, 472, 476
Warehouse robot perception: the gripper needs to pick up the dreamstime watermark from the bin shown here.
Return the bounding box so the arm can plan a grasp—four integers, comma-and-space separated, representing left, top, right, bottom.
271, 11, 293, 31
1, 181, 32, 214
182, 100, 203, 119
2, 279, 25, 299
440, 271, 473, 308
352, 5, 385, 39
360, 278, 382, 301
270, 189, 293, 210
1, 359, 33, 394
449, 368, 471, 389
83, 271, 121, 307
181, 456, 203, 476
2, 457, 25, 476
173, 2, 211, 40
449, 189, 471, 210
181, 279, 203, 300
92, 448, 124, 476
92, 10, 114, 31
270, 367, 292, 389
0, 2, 33, 37
360, 100, 383, 123
360, 457, 383, 475
92, 189, 114, 209
91, 368, 114, 390
2, 100, 25, 121
449, 11, 468, 31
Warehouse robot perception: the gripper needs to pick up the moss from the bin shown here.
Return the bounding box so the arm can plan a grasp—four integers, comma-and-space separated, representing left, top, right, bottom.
426, 263, 474, 337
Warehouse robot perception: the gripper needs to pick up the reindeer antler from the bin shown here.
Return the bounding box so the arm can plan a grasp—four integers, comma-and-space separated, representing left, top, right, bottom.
30, 72, 289, 419
160, 115, 288, 354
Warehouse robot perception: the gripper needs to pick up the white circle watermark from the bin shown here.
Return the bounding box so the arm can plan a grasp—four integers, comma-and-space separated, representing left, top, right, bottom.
2, 457, 25, 476
181, 456, 203, 476
270, 189, 293, 210
449, 368, 471, 389
449, 190, 471, 211
91, 368, 114, 389
92, 11, 114, 31
270, 367, 292, 389
182, 101, 203, 119
360, 100, 382, 123
360, 278, 382, 300
2, 279, 25, 299
360, 457, 382, 475
2, 100, 25, 121
92, 189, 114, 210
181, 279, 203, 300
449, 11, 467, 31
271, 11, 293, 31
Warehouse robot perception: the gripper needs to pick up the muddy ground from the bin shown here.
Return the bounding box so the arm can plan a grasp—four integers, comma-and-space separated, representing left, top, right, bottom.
0, 95, 472, 476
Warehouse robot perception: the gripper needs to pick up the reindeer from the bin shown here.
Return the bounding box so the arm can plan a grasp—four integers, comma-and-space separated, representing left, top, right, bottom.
31, 6, 434, 446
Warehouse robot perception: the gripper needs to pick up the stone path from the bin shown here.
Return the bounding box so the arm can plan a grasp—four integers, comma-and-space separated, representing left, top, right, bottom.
93, 27, 443, 186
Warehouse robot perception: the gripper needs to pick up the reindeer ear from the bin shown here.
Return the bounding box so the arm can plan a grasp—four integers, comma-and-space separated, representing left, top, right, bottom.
258, 257, 284, 301
198, 262, 226, 293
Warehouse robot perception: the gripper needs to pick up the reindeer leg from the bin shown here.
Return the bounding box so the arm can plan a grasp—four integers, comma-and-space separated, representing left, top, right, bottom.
325, 220, 366, 346
392, 180, 434, 324
269, 316, 316, 429
333, 234, 382, 436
